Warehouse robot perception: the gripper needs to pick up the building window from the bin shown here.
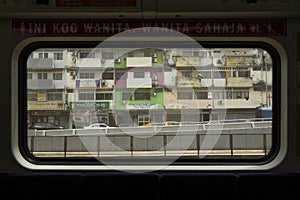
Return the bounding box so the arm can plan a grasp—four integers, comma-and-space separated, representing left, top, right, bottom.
37, 73, 48, 79
78, 90, 94, 100
213, 71, 226, 78
27, 93, 37, 101
233, 91, 249, 99
79, 52, 95, 58
96, 93, 113, 100
27, 73, 33, 79
79, 73, 95, 79
54, 53, 63, 60
226, 88, 249, 99
214, 91, 225, 99
195, 92, 208, 99
122, 92, 132, 100
102, 72, 113, 80
181, 71, 193, 79
177, 91, 193, 100
38, 52, 48, 58
233, 71, 237, 77
47, 92, 63, 101
53, 73, 62, 80
134, 91, 150, 100
238, 71, 250, 77
115, 72, 127, 80
134, 72, 145, 78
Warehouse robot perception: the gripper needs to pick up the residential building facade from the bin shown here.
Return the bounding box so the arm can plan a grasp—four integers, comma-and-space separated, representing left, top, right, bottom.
27, 47, 272, 128
27, 49, 69, 128
114, 49, 165, 126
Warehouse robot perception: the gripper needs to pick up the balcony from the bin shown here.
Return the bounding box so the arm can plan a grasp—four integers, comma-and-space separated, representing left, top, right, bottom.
76, 58, 102, 67
225, 56, 254, 67
27, 58, 53, 69
177, 78, 201, 88
214, 99, 257, 109
227, 77, 252, 87
127, 78, 152, 88
126, 57, 152, 68
27, 79, 53, 89
75, 79, 100, 88
175, 57, 212, 67
201, 79, 226, 87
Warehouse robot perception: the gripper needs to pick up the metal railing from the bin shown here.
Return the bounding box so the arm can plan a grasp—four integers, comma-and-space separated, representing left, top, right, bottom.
27, 121, 272, 158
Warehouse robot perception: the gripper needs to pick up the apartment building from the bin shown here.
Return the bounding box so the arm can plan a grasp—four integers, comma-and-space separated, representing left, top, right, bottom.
65, 48, 115, 127
114, 49, 165, 126
27, 47, 272, 128
27, 49, 69, 128
164, 48, 272, 122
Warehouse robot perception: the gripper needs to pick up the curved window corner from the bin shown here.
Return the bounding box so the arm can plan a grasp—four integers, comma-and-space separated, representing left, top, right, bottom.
12, 38, 287, 171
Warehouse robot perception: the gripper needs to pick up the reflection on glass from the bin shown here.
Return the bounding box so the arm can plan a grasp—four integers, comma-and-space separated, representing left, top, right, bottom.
26, 47, 273, 160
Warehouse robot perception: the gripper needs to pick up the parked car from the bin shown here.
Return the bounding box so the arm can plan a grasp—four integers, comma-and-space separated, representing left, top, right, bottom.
83, 123, 109, 129
140, 122, 154, 127
141, 121, 181, 127
31, 122, 64, 130
164, 121, 182, 126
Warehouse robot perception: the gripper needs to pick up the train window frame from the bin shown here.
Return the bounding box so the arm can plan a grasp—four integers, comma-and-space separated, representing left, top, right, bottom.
11, 37, 287, 171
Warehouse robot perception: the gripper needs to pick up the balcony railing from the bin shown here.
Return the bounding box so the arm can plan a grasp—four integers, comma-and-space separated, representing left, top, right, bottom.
227, 77, 253, 87
127, 78, 152, 88
177, 78, 201, 87
27, 79, 53, 89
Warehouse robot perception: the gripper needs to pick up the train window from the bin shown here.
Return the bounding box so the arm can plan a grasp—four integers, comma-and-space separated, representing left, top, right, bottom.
12, 34, 285, 171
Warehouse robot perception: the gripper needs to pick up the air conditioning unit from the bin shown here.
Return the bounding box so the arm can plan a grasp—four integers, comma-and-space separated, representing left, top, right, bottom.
218, 100, 224, 105
151, 92, 157, 96
115, 58, 121, 63
121, 100, 126, 105
70, 71, 76, 76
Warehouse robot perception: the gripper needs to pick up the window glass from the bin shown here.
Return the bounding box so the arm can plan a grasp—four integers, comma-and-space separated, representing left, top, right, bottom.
53, 73, 62, 80
25, 45, 275, 164
54, 52, 63, 60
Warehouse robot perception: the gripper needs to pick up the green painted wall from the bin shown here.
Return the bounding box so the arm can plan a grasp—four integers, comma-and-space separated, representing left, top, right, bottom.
114, 88, 164, 110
